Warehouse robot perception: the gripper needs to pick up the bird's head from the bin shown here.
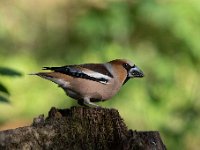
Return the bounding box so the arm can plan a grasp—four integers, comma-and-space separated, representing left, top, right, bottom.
109, 59, 144, 85
110, 59, 144, 78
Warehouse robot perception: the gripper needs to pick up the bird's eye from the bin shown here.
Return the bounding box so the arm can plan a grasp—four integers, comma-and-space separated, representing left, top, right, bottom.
123, 63, 130, 69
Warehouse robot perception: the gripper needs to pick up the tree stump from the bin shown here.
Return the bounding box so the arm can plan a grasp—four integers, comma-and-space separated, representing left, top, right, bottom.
0, 107, 166, 150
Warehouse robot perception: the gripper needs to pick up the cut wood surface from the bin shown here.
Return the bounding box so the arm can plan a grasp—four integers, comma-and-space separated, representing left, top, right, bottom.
0, 107, 166, 150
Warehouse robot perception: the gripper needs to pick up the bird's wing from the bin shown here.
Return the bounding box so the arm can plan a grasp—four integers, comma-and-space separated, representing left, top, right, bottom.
79, 64, 113, 78
43, 64, 113, 84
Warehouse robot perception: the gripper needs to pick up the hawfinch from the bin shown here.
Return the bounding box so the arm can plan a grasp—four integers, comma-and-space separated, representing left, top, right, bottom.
32, 59, 144, 107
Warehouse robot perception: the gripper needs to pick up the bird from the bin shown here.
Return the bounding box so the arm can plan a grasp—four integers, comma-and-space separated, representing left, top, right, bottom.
31, 59, 144, 107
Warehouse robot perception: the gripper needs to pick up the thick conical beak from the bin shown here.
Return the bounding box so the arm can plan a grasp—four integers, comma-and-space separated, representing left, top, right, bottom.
129, 66, 144, 78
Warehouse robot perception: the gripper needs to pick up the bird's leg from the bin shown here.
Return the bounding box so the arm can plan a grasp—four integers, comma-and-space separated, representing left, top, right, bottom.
77, 99, 89, 107
83, 97, 100, 108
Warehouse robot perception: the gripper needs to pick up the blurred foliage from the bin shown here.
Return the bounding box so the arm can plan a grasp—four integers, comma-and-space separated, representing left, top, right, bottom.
0, 67, 22, 103
0, 67, 22, 77
0, 0, 200, 149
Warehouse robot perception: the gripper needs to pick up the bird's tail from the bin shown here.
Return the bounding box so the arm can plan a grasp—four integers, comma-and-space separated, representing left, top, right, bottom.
30, 72, 69, 88
42, 67, 59, 71
42, 67, 52, 70
28, 73, 37, 75
29, 72, 54, 78
29, 72, 58, 83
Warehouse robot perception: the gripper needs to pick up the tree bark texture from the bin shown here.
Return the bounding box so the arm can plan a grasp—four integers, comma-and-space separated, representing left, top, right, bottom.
0, 107, 166, 150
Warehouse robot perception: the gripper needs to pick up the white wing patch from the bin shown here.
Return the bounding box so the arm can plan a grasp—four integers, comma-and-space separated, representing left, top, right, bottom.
99, 80, 109, 84
82, 70, 111, 84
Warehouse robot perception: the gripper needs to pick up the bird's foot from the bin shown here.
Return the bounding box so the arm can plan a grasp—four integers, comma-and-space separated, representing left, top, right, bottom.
78, 98, 100, 108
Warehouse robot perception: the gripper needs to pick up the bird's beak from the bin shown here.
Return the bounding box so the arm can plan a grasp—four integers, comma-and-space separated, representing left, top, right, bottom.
128, 66, 144, 78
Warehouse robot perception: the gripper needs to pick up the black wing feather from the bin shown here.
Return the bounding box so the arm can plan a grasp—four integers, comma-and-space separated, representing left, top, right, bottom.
42, 65, 109, 84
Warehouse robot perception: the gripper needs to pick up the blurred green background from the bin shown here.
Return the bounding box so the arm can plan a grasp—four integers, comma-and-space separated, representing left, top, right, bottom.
0, 0, 200, 149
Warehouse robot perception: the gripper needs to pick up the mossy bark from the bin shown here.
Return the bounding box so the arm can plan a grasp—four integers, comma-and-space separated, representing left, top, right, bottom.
0, 107, 166, 150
